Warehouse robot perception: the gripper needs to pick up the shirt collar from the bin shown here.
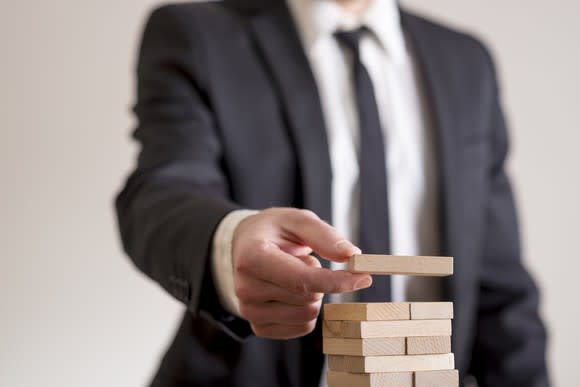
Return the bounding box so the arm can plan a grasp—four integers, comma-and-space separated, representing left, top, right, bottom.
287, 0, 407, 63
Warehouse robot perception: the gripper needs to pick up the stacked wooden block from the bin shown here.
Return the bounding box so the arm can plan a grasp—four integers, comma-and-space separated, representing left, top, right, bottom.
321, 254, 458, 387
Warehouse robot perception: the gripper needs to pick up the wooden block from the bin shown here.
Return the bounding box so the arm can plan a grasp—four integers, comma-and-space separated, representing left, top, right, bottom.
323, 337, 406, 356
414, 369, 459, 386
406, 336, 451, 355
410, 302, 454, 320
328, 353, 455, 373
327, 370, 413, 387
324, 302, 410, 321
323, 319, 451, 339
348, 255, 453, 276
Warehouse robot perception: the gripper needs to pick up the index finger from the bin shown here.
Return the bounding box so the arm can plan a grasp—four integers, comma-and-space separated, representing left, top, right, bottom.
280, 209, 361, 263
248, 241, 372, 294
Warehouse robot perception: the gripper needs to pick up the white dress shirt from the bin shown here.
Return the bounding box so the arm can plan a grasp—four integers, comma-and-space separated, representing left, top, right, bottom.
211, 0, 442, 327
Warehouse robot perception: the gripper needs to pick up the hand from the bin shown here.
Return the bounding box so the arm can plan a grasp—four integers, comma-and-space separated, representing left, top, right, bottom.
232, 207, 372, 339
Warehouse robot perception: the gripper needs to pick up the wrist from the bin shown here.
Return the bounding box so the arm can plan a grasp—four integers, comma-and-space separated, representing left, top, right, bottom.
212, 209, 259, 317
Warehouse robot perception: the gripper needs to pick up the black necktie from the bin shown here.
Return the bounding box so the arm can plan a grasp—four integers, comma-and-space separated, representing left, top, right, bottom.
335, 27, 391, 302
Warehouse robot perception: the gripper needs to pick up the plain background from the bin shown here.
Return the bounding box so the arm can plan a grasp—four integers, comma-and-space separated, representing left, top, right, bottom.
0, 0, 578, 386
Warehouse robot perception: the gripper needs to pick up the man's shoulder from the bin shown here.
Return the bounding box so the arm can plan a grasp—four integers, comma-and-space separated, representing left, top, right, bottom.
402, 9, 496, 75
144, 1, 249, 32
147, 0, 260, 23
403, 10, 493, 61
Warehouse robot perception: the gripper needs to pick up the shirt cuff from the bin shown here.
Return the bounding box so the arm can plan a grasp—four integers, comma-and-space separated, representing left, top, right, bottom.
211, 209, 259, 317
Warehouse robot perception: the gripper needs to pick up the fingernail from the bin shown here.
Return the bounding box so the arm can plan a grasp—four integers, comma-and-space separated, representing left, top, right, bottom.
354, 276, 372, 290
336, 240, 362, 255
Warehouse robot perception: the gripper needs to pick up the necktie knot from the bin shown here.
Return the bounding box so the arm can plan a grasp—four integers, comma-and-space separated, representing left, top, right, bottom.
334, 26, 368, 53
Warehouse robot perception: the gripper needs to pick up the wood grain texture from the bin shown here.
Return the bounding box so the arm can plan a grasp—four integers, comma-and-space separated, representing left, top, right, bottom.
348, 255, 453, 276
328, 353, 455, 373
324, 302, 410, 321
410, 302, 454, 320
323, 337, 406, 356
323, 319, 452, 338
326, 370, 413, 387
406, 336, 451, 355
414, 369, 459, 386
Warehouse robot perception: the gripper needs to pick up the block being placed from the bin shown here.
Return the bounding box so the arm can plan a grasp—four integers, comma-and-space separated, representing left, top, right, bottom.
406, 336, 451, 355
323, 319, 452, 339
323, 337, 406, 356
328, 353, 455, 373
348, 255, 453, 276
414, 369, 459, 387
324, 302, 410, 321
326, 370, 413, 387
410, 302, 454, 320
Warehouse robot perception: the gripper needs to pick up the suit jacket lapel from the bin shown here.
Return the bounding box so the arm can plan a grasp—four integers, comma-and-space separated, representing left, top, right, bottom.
401, 12, 461, 301
402, 12, 481, 370
247, 1, 333, 227
247, 5, 331, 386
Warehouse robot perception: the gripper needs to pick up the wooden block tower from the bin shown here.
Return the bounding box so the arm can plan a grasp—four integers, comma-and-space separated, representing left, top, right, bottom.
322, 254, 459, 387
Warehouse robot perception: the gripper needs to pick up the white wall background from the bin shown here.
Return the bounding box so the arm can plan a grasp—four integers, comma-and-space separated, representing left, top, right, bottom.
0, 1, 578, 386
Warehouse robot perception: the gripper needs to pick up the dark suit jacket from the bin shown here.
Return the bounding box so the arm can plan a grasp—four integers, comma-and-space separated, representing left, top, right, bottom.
115, 1, 550, 386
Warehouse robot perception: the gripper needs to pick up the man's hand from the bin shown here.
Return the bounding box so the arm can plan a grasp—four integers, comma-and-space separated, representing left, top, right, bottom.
232, 207, 372, 339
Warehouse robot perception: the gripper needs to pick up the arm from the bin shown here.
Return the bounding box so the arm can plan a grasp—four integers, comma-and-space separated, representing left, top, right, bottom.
469, 48, 550, 387
115, 6, 240, 322
116, 6, 371, 340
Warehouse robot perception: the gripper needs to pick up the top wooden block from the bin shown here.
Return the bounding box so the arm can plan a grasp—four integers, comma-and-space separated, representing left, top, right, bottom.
348, 255, 453, 276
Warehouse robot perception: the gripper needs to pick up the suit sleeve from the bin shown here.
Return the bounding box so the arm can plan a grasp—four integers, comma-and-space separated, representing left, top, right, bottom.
115, 5, 251, 338
469, 46, 550, 387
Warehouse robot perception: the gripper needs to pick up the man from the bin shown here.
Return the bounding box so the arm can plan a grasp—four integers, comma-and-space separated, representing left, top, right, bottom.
116, 0, 550, 385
